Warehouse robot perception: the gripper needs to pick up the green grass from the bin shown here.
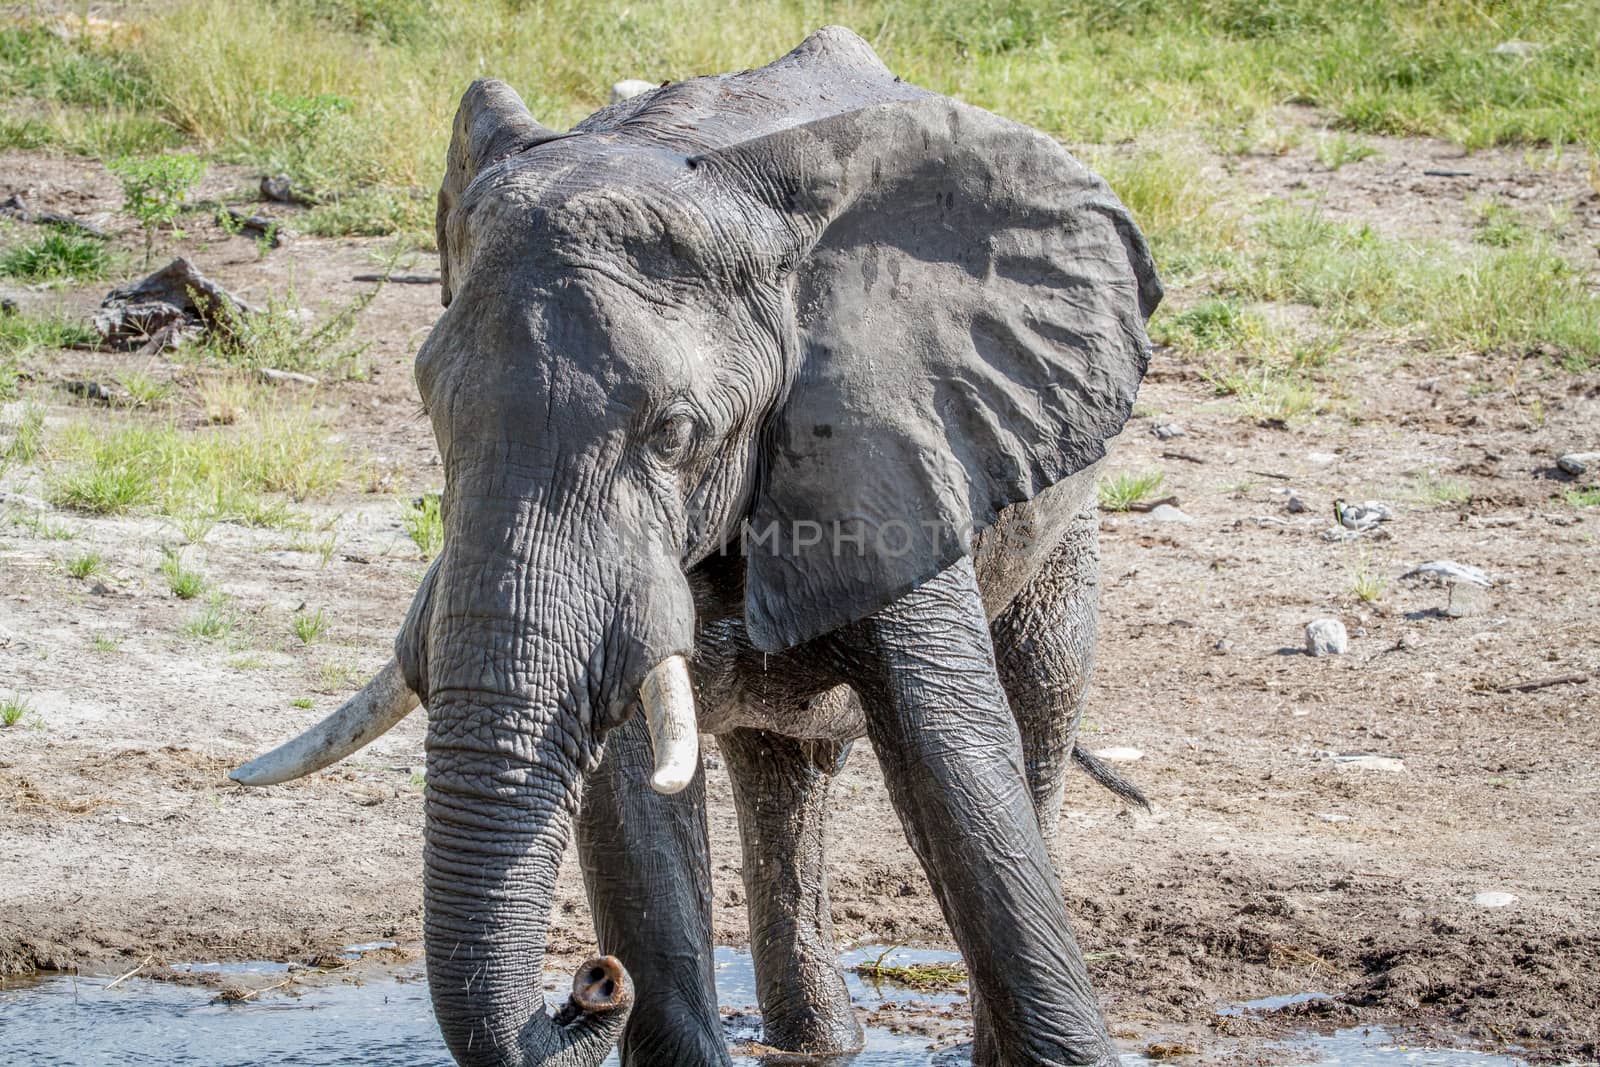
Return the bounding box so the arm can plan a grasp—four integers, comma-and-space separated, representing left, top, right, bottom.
118, 369, 173, 408
1410, 471, 1471, 506
1315, 132, 1378, 170
2, 2, 1596, 199
89, 634, 123, 652
1203, 205, 1600, 370
0, 310, 98, 364
1209, 364, 1325, 424
290, 696, 315, 709
1472, 198, 1532, 247
1566, 487, 1600, 508
0, 693, 31, 728
159, 547, 206, 599
1098, 470, 1165, 512
183, 596, 237, 641
0, 230, 112, 282
292, 606, 328, 644
405, 493, 444, 558
1348, 555, 1388, 603
63, 549, 105, 580
196, 279, 384, 380
2, 402, 45, 465
316, 657, 360, 692
852, 948, 965, 991
47, 406, 346, 524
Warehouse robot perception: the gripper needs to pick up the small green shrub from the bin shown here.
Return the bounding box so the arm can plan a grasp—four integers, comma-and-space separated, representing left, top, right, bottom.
0, 230, 111, 281
64, 550, 105, 579
1098, 470, 1165, 512
0, 693, 31, 728
183, 596, 237, 641
293, 606, 328, 644
107, 153, 207, 265
159, 547, 206, 599
405, 493, 443, 558
1316, 133, 1378, 170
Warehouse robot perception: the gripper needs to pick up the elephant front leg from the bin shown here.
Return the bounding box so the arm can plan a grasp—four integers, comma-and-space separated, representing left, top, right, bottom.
719, 728, 862, 1055
578, 714, 729, 1067
832, 556, 1119, 1067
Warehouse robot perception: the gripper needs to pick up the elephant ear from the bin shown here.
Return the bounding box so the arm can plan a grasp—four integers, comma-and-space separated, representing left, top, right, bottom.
704, 96, 1162, 652
436, 79, 564, 306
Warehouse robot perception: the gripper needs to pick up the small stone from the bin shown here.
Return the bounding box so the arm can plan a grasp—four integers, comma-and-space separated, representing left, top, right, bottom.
610, 79, 657, 104
1307, 451, 1339, 466
1285, 494, 1307, 514
1326, 753, 1406, 772
1556, 451, 1599, 476
1213, 638, 1232, 655
1316, 812, 1351, 823
1446, 582, 1490, 619
1305, 618, 1349, 656
1148, 504, 1193, 524
1403, 560, 1492, 588
1474, 891, 1517, 908
1, 296, 16, 315
1151, 420, 1185, 440
260, 174, 296, 202
1093, 746, 1143, 763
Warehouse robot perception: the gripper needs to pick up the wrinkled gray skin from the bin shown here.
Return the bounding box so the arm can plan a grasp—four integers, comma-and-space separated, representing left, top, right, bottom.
400, 26, 1160, 1067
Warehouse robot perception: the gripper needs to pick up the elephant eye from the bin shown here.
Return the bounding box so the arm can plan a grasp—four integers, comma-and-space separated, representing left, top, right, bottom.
649, 412, 696, 466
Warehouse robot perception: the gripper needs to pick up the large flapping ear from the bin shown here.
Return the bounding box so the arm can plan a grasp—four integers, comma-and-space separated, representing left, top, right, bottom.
703, 93, 1162, 652
436, 79, 564, 306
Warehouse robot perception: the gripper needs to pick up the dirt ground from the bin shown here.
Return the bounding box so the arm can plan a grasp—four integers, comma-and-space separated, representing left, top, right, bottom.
1, 127, 1597, 1065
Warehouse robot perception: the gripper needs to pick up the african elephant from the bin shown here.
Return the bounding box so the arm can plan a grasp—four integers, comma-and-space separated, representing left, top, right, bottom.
233, 26, 1160, 1067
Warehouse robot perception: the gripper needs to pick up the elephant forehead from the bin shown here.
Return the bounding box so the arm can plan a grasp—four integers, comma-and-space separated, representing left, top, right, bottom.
460, 142, 786, 285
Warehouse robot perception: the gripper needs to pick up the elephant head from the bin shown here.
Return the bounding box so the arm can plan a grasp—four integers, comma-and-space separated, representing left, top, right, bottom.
232, 26, 1159, 1067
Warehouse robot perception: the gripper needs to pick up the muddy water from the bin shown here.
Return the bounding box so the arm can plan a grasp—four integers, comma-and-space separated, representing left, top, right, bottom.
0, 946, 1528, 1066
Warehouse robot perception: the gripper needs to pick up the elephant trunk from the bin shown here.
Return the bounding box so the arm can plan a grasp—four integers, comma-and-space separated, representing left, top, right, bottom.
418, 478, 696, 1067
423, 707, 629, 1067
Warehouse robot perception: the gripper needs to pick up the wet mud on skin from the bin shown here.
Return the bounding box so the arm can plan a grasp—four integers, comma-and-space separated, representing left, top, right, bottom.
0, 947, 1535, 1067
2, 111, 1599, 1065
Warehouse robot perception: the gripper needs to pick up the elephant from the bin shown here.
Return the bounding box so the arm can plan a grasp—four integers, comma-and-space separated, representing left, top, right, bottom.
232, 25, 1161, 1067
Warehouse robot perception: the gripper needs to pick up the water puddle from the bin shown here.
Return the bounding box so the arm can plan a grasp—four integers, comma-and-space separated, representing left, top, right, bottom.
0, 946, 1529, 1065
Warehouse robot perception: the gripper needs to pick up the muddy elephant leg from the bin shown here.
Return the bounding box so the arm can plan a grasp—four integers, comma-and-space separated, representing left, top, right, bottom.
577, 714, 729, 1067
971, 514, 1101, 1065
831, 555, 1117, 1067
719, 727, 862, 1054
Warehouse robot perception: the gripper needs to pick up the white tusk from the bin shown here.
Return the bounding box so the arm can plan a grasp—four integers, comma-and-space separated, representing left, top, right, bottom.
639, 655, 698, 795
230, 657, 420, 786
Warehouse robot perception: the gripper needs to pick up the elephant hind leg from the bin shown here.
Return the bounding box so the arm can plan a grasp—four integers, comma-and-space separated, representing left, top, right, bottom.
719, 727, 862, 1055
991, 504, 1103, 850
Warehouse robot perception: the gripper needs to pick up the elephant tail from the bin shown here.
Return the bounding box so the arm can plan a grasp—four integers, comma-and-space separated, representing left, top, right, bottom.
1071, 747, 1151, 811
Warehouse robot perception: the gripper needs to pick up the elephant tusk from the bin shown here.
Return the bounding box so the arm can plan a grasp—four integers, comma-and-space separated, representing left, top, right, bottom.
230, 657, 420, 786
639, 655, 698, 795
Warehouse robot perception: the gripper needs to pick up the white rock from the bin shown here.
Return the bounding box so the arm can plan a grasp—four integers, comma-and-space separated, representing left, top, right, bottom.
1151, 420, 1185, 440
1307, 451, 1339, 466
610, 79, 657, 103
1093, 746, 1144, 763
1474, 891, 1518, 908
1556, 451, 1599, 475
1326, 754, 1406, 772
1305, 618, 1349, 656
1490, 40, 1545, 58
1148, 504, 1193, 524
1403, 560, 1492, 588
1316, 812, 1351, 823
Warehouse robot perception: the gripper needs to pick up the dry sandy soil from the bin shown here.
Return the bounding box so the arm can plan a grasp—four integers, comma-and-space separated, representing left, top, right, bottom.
1, 130, 1597, 1065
